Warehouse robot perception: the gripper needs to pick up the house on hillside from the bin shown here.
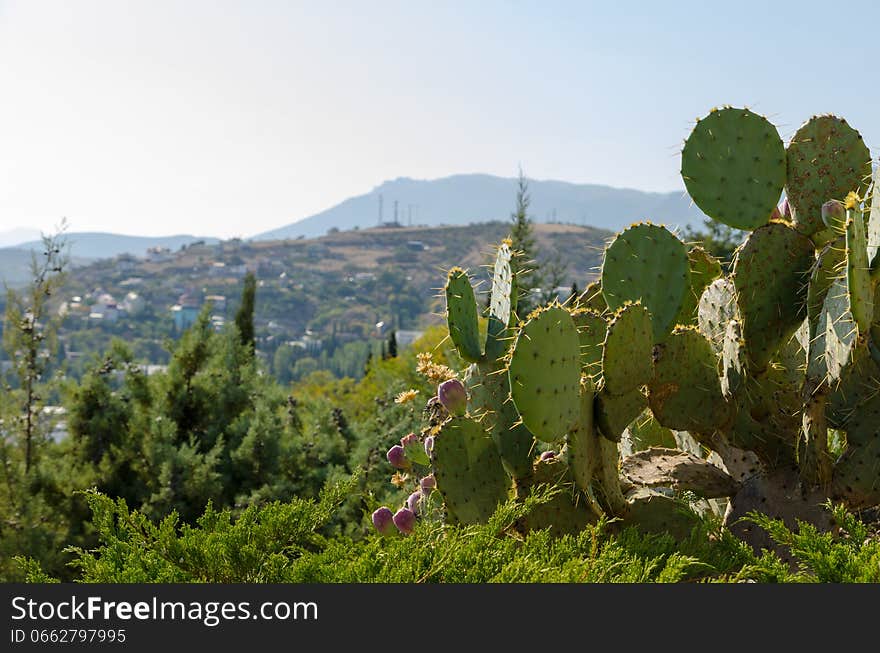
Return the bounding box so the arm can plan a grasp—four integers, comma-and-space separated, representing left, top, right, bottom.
145, 246, 172, 263
171, 291, 201, 332
89, 293, 119, 323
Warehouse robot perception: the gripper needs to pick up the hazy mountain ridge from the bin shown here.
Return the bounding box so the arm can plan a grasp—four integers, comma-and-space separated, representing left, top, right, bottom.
254, 174, 709, 240
0, 233, 217, 288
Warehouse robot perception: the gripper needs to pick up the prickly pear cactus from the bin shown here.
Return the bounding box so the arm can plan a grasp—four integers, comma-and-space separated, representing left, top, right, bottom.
396, 104, 880, 556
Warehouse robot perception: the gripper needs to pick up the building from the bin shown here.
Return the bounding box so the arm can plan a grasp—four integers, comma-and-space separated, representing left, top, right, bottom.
145, 246, 172, 263
171, 291, 201, 332
89, 293, 119, 323
120, 292, 146, 316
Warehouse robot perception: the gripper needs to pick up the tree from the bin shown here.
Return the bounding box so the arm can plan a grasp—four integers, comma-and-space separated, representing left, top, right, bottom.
682, 219, 745, 270
509, 169, 540, 315
2, 225, 68, 474
387, 330, 398, 359
235, 271, 256, 352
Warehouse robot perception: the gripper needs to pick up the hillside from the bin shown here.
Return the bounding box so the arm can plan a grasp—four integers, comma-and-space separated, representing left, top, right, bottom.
0, 233, 219, 288
8, 221, 612, 379
254, 174, 709, 240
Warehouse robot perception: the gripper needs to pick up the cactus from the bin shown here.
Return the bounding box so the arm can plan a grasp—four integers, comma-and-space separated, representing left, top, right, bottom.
785, 115, 872, 237
406, 104, 880, 556
600, 223, 691, 342
680, 106, 786, 230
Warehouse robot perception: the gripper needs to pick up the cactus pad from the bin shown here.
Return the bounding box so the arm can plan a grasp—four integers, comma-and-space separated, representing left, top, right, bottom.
676, 245, 723, 326
600, 223, 690, 342
681, 107, 786, 230
513, 457, 597, 536
786, 115, 872, 236
602, 302, 653, 395
833, 431, 880, 508
731, 223, 815, 371
431, 416, 511, 524
807, 276, 858, 386
508, 305, 581, 442
648, 327, 731, 435
445, 267, 483, 362
622, 411, 677, 455
845, 204, 873, 335
464, 361, 534, 479
867, 166, 880, 271
620, 487, 701, 541
571, 307, 607, 387
595, 386, 647, 443
578, 280, 608, 314
698, 278, 739, 352
720, 319, 746, 398
807, 236, 846, 336
621, 447, 740, 498
485, 242, 515, 361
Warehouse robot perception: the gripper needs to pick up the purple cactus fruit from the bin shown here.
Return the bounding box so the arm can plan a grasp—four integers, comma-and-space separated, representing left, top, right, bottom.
437, 378, 467, 416
420, 473, 436, 494
407, 491, 422, 515
400, 432, 419, 448
372, 507, 396, 536
781, 197, 792, 220
821, 199, 846, 231
539, 450, 556, 462
392, 507, 416, 534
386, 444, 410, 470
424, 435, 435, 458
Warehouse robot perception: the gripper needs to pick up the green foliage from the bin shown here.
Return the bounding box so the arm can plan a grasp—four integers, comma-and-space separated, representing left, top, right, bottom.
29, 476, 880, 584
234, 271, 257, 352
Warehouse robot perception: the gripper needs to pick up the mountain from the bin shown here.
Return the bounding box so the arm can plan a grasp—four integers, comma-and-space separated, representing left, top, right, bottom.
14, 232, 220, 261
1, 233, 218, 288
253, 174, 710, 240
0, 227, 42, 249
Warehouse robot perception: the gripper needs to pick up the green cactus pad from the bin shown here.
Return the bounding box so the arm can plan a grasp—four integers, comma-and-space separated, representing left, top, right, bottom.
731, 223, 815, 371
622, 411, 677, 454
681, 107, 786, 230
571, 307, 607, 387
432, 416, 511, 524
807, 236, 846, 336
445, 268, 483, 362
567, 391, 597, 492
464, 361, 534, 479
833, 431, 880, 508
621, 447, 740, 498
508, 305, 582, 442
485, 242, 514, 361
828, 345, 880, 429
648, 327, 731, 435
513, 457, 597, 536
729, 368, 801, 466
676, 245, 724, 326
602, 302, 653, 395
600, 223, 690, 342
697, 278, 739, 353
845, 204, 873, 335
595, 386, 647, 443
786, 115, 872, 236
807, 276, 858, 386
578, 280, 608, 314
620, 487, 701, 541
836, 388, 880, 447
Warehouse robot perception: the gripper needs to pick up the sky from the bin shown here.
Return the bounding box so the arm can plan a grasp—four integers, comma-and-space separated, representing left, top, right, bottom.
2, 0, 880, 239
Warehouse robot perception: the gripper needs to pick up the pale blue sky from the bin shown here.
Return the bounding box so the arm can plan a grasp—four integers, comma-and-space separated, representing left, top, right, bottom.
1, 0, 878, 238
